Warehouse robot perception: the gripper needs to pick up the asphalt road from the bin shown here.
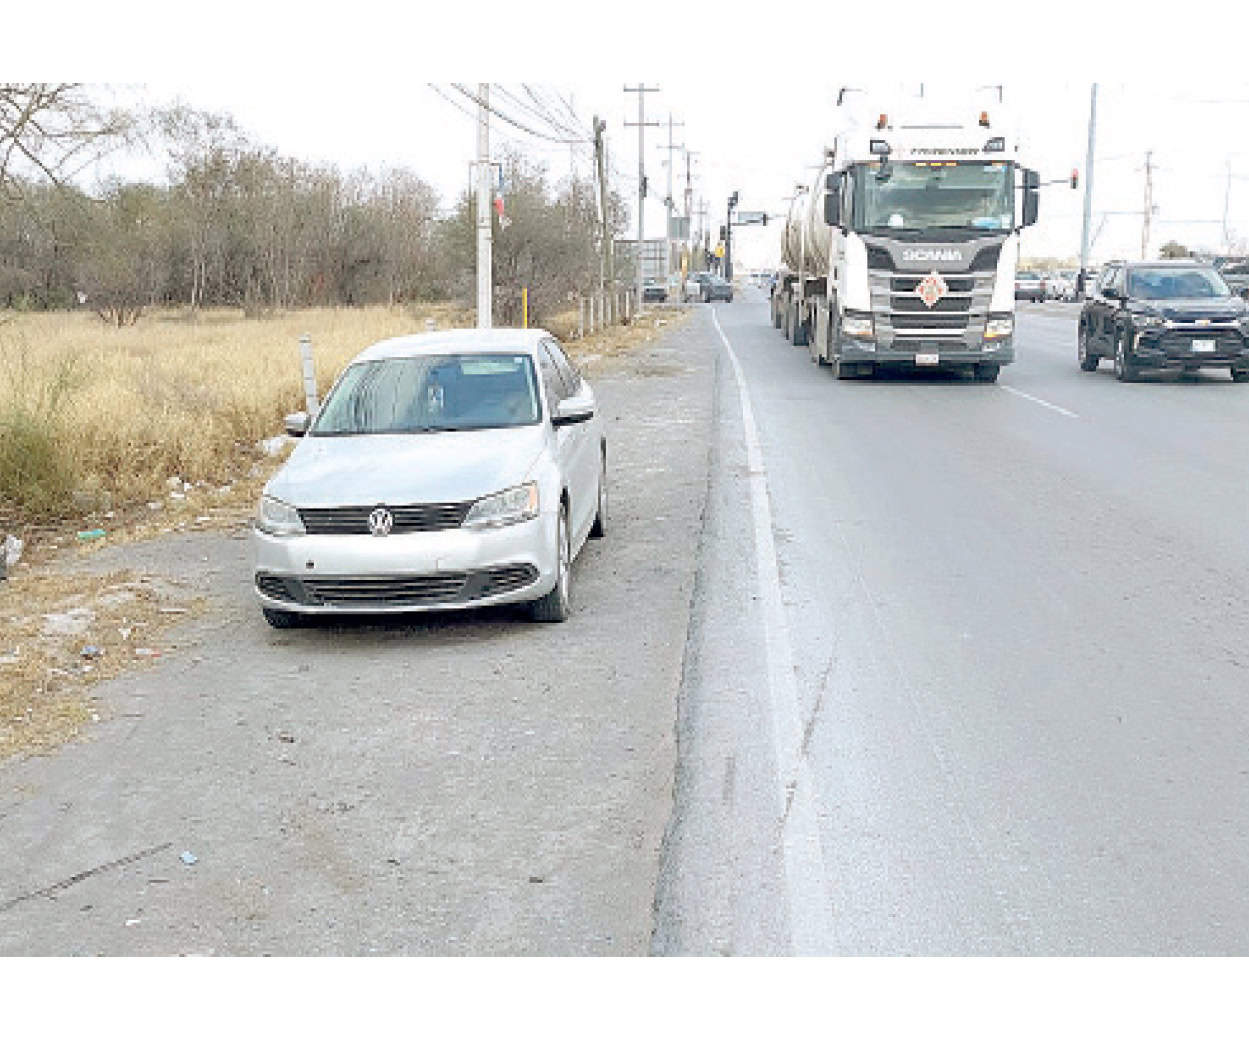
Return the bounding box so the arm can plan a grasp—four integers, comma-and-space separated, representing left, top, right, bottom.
654, 292, 1249, 954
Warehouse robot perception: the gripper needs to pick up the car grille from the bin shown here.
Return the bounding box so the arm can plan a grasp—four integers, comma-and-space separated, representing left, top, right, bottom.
298, 502, 472, 535
255, 564, 540, 608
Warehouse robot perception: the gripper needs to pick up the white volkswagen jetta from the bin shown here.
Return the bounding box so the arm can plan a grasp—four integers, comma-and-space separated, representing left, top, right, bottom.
251, 328, 607, 626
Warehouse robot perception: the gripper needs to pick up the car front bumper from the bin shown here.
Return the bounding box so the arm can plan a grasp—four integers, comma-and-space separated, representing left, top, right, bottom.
251, 512, 558, 614
1131, 329, 1249, 370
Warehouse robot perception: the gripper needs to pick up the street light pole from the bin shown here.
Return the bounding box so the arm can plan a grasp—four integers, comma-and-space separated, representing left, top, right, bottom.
1078, 83, 1097, 296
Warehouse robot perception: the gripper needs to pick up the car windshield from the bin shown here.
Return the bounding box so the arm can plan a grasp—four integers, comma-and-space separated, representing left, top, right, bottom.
310, 353, 541, 435
854, 161, 1015, 235
1127, 267, 1231, 300
1018, 272, 1039, 280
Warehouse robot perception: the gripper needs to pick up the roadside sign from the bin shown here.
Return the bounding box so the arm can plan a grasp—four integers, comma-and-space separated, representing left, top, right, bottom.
733, 211, 768, 226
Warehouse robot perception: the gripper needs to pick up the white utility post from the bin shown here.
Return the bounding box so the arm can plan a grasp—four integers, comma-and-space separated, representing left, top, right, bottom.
1079, 83, 1097, 292
624, 84, 660, 312
476, 82, 492, 329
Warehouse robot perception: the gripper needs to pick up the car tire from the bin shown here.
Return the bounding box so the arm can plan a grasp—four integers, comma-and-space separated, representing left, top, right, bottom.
589, 451, 607, 539
1114, 331, 1138, 382
1231, 368, 1249, 383
973, 362, 1000, 383
262, 607, 304, 629
1078, 324, 1100, 371
530, 502, 571, 623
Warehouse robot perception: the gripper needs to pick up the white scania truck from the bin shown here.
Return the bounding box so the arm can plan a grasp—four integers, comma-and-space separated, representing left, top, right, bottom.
770, 90, 1040, 381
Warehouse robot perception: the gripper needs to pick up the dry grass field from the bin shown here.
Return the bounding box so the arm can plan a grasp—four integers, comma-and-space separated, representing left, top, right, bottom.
0, 301, 690, 761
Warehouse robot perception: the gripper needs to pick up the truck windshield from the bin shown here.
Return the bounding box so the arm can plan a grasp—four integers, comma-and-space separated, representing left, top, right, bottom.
854, 161, 1014, 235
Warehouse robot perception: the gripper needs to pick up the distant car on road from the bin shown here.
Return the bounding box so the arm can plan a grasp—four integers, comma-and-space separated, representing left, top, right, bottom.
1077, 259, 1249, 381
252, 328, 608, 626
1014, 270, 1045, 302
703, 275, 733, 303
683, 271, 712, 302
642, 279, 668, 303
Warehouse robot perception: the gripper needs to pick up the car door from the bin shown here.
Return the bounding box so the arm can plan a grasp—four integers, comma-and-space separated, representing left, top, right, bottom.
1092, 264, 1119, 349
543, 338, 598, 545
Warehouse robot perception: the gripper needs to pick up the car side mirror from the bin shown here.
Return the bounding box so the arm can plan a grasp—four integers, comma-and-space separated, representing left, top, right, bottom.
552, 392, 595, 427
284, 411, 310, 437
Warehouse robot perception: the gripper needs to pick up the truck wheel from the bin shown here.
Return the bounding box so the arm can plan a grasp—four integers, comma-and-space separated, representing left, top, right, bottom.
973, 362, 1000, 383
1231, 368, 1249, 383
790, 305, 808, 347
1078, 325, 1099, 371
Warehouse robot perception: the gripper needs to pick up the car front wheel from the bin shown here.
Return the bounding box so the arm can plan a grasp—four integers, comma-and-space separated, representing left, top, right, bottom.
589, 452, 607, 538
530, 503, 571, 622
1114, 331, 1139, 382
1078, 325, 1099, 371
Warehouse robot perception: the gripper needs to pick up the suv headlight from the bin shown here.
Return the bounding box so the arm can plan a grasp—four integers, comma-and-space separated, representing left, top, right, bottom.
984, 316, 1014, 340
255, 495, 306, 537
463, 482, 539, 529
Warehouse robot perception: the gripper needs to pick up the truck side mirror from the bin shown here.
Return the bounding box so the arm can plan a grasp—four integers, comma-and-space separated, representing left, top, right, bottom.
1022, 188, 1039, 228
823, 172, 843, 227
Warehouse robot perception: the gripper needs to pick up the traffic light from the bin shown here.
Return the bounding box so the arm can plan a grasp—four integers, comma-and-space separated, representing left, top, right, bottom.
1070, 168, 1079, 189
641, 175, 648, 198
729, 191, 739, 209
719, 225, 726, 240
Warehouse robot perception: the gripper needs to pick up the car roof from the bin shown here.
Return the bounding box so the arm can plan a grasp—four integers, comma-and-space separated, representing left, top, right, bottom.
350, 328, 553, 363
1116, 259, 1213, 268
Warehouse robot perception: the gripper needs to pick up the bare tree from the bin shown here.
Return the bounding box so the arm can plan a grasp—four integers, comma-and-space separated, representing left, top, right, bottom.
0, 84, 135, 199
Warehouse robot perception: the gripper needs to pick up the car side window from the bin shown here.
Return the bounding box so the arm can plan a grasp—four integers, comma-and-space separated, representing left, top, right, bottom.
538, 345, 566, 410
543, 338, 582, 396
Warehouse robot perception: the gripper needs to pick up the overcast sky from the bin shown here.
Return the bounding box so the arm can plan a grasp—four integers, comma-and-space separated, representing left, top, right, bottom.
19, 4, 1249, 275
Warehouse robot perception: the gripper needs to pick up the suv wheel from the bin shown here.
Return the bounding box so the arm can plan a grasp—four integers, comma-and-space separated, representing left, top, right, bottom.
1114, 331, 1138, 382
973, 362, 1000, 383
1078, 324, 1100, 371
1232, 368, 1249, 383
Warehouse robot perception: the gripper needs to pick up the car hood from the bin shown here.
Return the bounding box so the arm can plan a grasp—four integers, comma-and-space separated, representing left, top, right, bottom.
1137, 299, 1247, 321
266, 424, 548, 507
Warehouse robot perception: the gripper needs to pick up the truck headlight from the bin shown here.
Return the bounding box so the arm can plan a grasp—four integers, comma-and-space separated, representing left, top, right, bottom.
842, 312, 874, 338
255, 495, 306, 537
984, 316, 1014, 340
464, 482, 539, 529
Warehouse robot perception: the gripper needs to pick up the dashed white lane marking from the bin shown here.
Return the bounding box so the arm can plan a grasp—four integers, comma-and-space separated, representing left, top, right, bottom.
1001, 385, 1080, 419
710, 308, 835, 955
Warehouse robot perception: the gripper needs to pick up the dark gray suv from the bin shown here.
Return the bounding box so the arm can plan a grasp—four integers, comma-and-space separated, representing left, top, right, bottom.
1077, 260, 1249, 382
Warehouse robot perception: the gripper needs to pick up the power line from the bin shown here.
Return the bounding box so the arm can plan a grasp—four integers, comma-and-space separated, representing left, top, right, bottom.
449, 83, 588, 145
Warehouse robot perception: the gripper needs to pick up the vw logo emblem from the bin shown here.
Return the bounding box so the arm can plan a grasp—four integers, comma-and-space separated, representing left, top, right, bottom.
367, 507, 394, 537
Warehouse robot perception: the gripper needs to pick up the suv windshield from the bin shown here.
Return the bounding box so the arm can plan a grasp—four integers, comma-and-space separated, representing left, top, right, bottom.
854, 161, 1014, 235
1127, 267, 1230, 300
311, 353, 541, 435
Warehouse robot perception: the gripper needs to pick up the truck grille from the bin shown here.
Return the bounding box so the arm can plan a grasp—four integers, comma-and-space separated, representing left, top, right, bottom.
870, 270, 995, 344
299, 501, 471, 535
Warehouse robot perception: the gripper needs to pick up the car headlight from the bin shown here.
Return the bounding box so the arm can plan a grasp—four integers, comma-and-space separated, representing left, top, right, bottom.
463, 482, 539, 529
984, 316, 1014, 340
255, 495, 306, 537
842, 313, 874, 338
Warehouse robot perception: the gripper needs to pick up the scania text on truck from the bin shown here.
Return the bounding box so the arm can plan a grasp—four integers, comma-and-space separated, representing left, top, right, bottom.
770, 90, 1041, 381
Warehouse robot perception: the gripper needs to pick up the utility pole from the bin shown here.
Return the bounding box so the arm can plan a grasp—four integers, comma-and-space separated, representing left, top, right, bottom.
1078, 83, 1097, 296
1223, 159, 1233, 249
657, 113, 684, 280
1142, 149, 1154, 260
476, 83, 492, 328
593, 115, 615, 321
624, 83, 660, 311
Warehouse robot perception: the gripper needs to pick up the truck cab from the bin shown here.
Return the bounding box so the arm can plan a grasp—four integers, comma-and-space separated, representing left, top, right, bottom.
775, 93, 1040, 382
